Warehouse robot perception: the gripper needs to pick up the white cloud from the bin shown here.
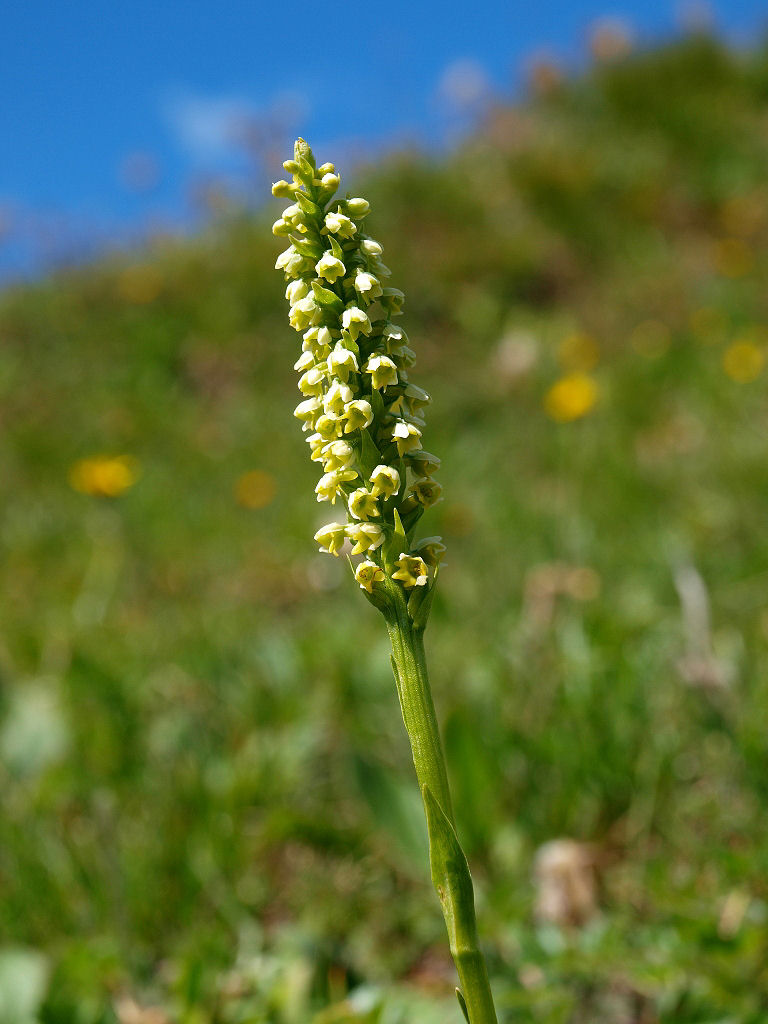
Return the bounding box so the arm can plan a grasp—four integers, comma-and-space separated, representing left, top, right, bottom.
437, 58, 491, 113
163, 89, 309, 164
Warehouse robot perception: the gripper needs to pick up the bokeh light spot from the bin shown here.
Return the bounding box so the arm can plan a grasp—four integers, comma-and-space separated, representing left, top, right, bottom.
235, 470, 277, 509
722, 340, 764, 383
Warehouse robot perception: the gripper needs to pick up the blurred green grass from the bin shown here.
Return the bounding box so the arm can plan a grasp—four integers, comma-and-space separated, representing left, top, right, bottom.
2, 32, 768, 1023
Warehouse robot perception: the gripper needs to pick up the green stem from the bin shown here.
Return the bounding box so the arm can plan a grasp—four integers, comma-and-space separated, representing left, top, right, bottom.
383, 585, 498, 1024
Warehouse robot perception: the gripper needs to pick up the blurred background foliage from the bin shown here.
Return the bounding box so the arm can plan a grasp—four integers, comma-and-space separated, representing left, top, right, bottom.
3, 31, 768, 1023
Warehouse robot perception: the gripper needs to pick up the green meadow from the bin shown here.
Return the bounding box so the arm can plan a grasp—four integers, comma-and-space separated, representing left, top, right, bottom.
2, 34, 768, 1023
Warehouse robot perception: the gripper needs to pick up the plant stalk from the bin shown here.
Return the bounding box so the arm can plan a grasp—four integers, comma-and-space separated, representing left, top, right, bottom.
383, 587, 498, 1024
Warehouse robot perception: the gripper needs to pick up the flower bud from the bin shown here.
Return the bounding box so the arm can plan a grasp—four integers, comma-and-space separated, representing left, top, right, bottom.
294, 137, 315, 167
409, 479, 443, 507
271, 179, 295, 198
361, 238, 383, 256
346, 197, 370, 218
381, 288, 405, 316
320, 172, 341, 192
412, 537, 446, 566
272, 218, 292, 236
407, 450, 440, 477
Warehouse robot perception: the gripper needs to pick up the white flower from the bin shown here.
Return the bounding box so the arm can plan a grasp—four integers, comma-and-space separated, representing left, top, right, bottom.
272, 218, 291, 236
297, 366, 326, 396
315, 252, 346, 282
293, 350, 315, 373
324, 380, 354, 416
341, 306, 372, 341
327, 343, 358, 382
325, 210, 357, 238
293, 396, 322, 426
364, 354, 398, 390
306, 432, 327, 461
348, 488, 379, 520
286, 279, 310, 304
392, 420, 422, 455
347, 522, 385, 555
281, 250, 312, 278
392, 553, 429, 588
344, 400, 374, 432
322, 439, 355, 471
355, 560, 385, 593
361, 238, 383, 256
354, 270, 383, 300
370, 465, 400, 499
302, 325, 333, 358
315, 469, 358, 504
314, 522, 347, 556
289, 296, 322, 332
314, 413, 343, 440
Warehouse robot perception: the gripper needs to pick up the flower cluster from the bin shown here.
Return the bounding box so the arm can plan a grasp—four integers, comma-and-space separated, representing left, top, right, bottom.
273, 139, 445, 595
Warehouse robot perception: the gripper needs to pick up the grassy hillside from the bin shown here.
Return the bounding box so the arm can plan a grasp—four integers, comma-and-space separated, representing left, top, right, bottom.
2, 33, 768, 1023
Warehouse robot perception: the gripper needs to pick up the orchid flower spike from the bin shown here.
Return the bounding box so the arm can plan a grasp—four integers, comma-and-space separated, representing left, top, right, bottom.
273, 138, 445, 597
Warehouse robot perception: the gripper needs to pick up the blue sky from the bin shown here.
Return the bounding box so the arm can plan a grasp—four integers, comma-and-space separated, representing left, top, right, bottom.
0, 0, 766, 276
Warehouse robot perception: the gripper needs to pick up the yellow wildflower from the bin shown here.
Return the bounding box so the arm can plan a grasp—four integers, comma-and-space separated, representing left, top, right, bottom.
69, 455, 140, 497
544, 373, 598, 422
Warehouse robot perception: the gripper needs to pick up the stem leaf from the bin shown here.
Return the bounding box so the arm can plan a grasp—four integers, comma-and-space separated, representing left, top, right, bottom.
456, 989, 470, 1024
422, 784, 479, 954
